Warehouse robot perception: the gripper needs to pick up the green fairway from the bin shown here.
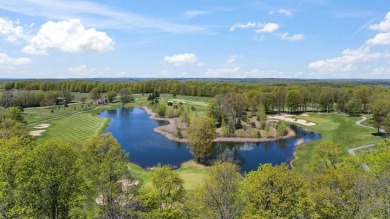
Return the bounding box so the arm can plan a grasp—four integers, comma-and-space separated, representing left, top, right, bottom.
23, 103, 97, 124
161, 94, 210, 114
292, 112, 384, 172
36, 112, 109, 143
128, 160, 209, 193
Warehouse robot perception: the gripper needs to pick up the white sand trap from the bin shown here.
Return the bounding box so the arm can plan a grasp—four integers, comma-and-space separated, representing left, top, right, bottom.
29, 130, 46, 136
300, 113, 309, 117
267, 114, 316, 126
34, 123, 51, 129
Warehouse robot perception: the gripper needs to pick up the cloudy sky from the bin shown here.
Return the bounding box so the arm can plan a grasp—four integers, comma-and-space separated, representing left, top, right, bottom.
0, 0, 389, 79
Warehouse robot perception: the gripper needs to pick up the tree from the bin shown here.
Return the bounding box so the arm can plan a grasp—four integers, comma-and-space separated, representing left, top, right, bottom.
206, 98, 219, 124
286, 90, 302, 113
187, 116, 215, 163
346, 98, 362, 115
106, 91, 117, 103
81, 133, 131, 218
0, 137, 34, 218
59, 90, 74, 104
6, 107, 24, 123
89, 88, 101, 101
191, 162, 243, 219
313, 142, 345, 171
14, 140, 83, 218
320, 87, 334, 113
118, 88, 134, 106
0, 118, 27, 139
371, 98, 390, 135
241, 164, 313, 218
311, 168, 375, 218
143, 165, 186, 218
221, 93, 247, 133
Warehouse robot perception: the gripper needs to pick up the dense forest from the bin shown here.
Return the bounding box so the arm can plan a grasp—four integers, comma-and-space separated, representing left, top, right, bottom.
1, 79, 390, 218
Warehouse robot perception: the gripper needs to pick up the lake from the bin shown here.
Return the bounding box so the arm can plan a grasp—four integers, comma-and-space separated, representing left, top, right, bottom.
100, 107, 321, 172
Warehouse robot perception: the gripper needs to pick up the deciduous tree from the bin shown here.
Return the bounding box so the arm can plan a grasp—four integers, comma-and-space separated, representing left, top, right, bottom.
191, 162, 243, 219
187, 116, 215, 163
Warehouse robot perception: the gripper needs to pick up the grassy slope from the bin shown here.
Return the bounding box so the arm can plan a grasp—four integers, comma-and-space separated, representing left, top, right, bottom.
292, 112, 384, 172
128, 160, 209, 193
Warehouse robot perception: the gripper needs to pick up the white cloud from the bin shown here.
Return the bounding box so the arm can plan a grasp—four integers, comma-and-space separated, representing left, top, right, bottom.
0, 0, 207, 33
255, 23, 279, 33
22, 19, 114, 55
205, 67, 240, 77
184, 10, 208, 19
227, 56, 236, 64
369, 12, 390, 32
163, 53, 198, 66
280, 32, 305, 41
367, 12, 390, 45
0, 53, 32, 66
270, 9, 293, 17
230, 22, 279, 34
367, 33, 390, 45
310, 12, 390, 74
229, 22, 257, 31
370, 67, 390, 75
0, 17, 28, 42
308, 46, 390, 73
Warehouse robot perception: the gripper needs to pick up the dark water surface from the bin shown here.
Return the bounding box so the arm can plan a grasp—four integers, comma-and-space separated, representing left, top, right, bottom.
100, 108, 321, 172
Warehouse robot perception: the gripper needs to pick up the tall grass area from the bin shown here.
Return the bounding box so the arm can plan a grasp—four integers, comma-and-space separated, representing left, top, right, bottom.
292, 113, 384, 172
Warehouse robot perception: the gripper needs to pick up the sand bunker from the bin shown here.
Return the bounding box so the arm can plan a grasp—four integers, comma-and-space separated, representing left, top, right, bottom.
34, 123, 51, 129
267, 114, 316, 126
29, 123, 52, 136
29, 130, 46, 136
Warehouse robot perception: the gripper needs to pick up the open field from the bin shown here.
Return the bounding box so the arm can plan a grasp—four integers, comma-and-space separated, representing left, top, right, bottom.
291, 113, 384, 172
128, 160, 209, 193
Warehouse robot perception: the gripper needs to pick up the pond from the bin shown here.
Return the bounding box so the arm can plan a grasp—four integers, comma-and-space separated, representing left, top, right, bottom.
100, 107, 321, 172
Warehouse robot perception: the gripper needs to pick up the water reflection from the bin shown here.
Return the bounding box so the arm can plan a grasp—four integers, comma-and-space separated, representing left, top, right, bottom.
100, 108, 321, 172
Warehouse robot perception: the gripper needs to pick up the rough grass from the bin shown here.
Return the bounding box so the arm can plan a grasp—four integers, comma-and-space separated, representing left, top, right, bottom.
292, 112, 384, 172
128, 160, 209, 193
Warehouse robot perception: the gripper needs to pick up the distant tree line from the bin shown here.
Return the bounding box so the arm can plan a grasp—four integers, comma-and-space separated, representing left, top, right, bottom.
1, 79, 388, 113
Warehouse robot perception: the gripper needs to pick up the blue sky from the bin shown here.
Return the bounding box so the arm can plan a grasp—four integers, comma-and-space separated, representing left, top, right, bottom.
0, 0, 389, 79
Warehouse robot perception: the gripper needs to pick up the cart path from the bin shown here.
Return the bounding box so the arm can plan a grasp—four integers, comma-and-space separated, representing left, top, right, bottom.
356, 116, 385, 133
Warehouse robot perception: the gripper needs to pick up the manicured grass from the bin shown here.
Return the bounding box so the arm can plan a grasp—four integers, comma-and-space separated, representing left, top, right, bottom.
161, 94, 210, 115
23, 103, 97, 124
128, 160, 209, 193
31, 102, 141, 143
292, 112, 384, 172
36, 111, 109, 143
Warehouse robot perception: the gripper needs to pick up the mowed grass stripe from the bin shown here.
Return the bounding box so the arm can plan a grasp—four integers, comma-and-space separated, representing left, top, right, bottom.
37, 112, 109, 143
